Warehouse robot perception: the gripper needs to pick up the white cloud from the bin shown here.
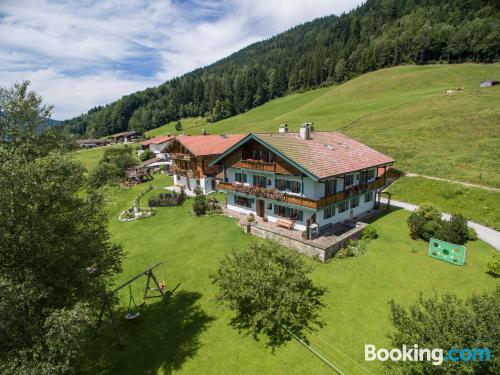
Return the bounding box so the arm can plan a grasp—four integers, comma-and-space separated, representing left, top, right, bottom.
0, 0, 363, 119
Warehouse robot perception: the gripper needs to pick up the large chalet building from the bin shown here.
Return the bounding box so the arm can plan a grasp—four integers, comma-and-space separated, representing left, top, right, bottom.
209, 124, 394, 233
169, 134, 246, 194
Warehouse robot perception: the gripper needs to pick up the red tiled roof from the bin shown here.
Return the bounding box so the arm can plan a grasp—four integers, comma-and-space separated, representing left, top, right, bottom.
177, 134, 247, 156
141, 135, 174, 146
255, 131, 394, 179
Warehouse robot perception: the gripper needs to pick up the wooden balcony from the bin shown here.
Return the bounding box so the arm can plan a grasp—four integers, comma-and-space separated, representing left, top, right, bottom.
173, 168, 193, 178
236, 159, 276, 172
217, 177, 386, 210
170, 153, 191, 161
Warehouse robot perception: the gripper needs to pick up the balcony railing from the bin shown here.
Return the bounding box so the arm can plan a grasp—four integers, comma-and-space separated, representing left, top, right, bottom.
170, 153, 191, 161
216, 177, 386, 210
236, 159, 276, 172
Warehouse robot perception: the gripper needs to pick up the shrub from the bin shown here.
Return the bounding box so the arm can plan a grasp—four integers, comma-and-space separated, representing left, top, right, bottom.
102, 146, 138, 171
487, 252, 500, 277
192, 193, 208, 216
421, 220, 443, 241
437, 214, 469, 245
148, 191, 185, 207
88, 162, 122, 188
407, 211, 428, 240
247, 213, 255, 223
140, 149, 155, 162
467, 227, 478, 241
336, 240, 366, 258
361, 227, 378, 241
417, 204, 442, 222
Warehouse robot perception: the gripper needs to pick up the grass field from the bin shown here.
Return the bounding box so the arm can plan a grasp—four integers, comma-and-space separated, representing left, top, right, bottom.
86, 175, 498, 374
75, 143, 139, 172
148, 64, 500, 188
387, 176, 500, 230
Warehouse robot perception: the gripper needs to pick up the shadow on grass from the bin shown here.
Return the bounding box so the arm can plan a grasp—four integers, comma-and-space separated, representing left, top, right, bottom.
85, 290, 214, 374
363, 206, 403, 224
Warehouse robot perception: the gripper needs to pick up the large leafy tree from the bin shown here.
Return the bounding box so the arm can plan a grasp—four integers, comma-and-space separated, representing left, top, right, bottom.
386, 288, 500, 374
211, 241, 325, 348
0, 82, 125, 373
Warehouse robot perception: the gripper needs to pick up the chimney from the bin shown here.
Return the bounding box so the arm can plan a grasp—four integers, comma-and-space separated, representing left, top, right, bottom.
299, 123, 312, 140
278, 123, 288, 133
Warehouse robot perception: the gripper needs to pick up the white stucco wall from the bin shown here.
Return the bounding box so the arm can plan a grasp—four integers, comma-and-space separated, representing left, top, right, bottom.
173, 175, 213, 195
316, 190, 377, 228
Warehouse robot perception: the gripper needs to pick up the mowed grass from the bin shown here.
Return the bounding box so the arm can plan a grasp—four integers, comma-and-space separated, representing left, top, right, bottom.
148, 64, 500, 188
387, 176, 500, 230
86, 176, 498, 375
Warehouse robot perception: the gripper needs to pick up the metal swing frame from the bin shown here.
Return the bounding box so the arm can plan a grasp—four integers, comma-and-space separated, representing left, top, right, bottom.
96, 262, 166, 345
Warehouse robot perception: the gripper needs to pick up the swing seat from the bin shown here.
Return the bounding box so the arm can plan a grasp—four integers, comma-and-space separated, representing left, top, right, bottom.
125, 312, 140, 320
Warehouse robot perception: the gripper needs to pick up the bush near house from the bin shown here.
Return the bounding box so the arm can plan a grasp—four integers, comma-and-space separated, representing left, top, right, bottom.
487, 252, 500, 277
140, 149, 155, 162
148, 190, 185, 207
192, 190, 208, 216
407, 204, 476, 245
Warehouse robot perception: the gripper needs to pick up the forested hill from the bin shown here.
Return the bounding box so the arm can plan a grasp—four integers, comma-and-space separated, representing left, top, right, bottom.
63, 0, 500, 137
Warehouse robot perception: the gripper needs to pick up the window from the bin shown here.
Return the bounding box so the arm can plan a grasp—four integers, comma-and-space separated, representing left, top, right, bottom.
364, 191, 373, 203
359, 171, 368, 184
338, 201, 347, 213
351, 196, 359, 209
276, 178, 301, 193
323, 205, 335, 219
345, 174, 354, 186
235, 172, 247, 183
234, 195, 253, 208
274, 205, 303, 221
267, 203, 273, 210
195, 179, 200, 186
367, 168, 375, 180
251, 149, 275, 162
325, 179, 337, 195
253, 175, 267, 187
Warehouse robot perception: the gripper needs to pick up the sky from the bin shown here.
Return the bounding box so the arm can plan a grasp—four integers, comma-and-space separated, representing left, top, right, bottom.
0, 0, 363, 119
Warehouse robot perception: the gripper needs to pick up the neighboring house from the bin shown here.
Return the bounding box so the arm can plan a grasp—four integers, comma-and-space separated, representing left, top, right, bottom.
170, 134, 247, 194
109, 130, 143, 143
480, 80, 499, 88
209, 124, 394, 233
140, 135, 175, 157
76, 139, 110, 148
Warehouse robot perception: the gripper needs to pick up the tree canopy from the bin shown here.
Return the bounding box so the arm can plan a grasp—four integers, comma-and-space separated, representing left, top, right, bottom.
0, 82, 125, 373
211, 241, 325, 349
62, 0, 500, 138
387, 287, 500, 374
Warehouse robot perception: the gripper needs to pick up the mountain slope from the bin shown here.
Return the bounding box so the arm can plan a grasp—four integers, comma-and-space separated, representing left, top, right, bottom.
63, 0, 500, 137
149, 64, 500, 187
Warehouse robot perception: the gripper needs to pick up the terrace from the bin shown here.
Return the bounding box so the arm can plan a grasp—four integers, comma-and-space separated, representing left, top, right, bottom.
222, 205, 385, 261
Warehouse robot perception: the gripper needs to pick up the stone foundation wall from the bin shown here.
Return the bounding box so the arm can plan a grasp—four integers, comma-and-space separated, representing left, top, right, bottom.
242, 222, 368, 262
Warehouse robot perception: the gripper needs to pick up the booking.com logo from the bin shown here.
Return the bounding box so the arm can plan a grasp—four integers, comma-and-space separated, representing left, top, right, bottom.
365, 344, 491, 366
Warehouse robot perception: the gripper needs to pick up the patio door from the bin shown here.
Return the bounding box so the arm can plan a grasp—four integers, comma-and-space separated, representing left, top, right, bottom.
256, 199, 265, 218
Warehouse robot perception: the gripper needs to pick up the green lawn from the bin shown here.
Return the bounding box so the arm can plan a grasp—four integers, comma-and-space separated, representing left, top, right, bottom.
75, 143, 139, 172
146, 64, 500, 188
86, 176, 498, 374
387, 176, 500, 230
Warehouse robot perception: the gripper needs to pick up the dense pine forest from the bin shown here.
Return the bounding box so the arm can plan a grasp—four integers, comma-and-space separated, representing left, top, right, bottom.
63, 0, 500, 137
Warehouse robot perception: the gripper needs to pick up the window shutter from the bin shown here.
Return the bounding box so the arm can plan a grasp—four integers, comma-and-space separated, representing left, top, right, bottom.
298, 210, 303, 221
253, 175, 256, 186
243, 174, 247, 183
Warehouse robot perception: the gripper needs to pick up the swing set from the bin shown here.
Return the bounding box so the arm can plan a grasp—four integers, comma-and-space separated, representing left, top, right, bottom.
96, 262, 180, 345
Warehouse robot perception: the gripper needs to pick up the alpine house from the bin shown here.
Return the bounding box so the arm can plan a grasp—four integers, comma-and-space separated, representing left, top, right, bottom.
209, 124, 394, 234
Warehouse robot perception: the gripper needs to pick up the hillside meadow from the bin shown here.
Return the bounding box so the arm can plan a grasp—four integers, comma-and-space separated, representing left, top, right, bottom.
149, 64, 500, 188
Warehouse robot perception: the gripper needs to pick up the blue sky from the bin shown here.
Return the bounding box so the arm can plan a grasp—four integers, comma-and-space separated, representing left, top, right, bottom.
0, 0, 363, 119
